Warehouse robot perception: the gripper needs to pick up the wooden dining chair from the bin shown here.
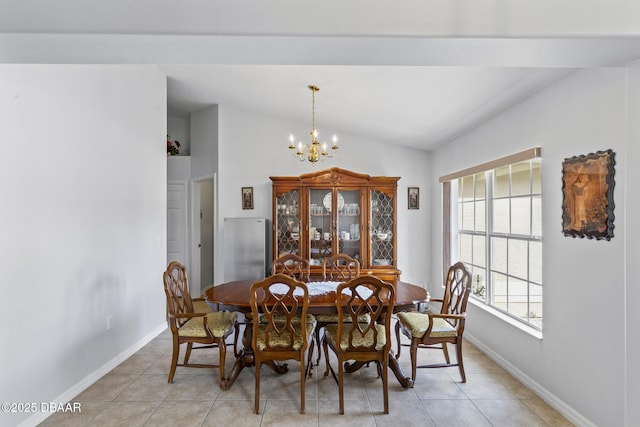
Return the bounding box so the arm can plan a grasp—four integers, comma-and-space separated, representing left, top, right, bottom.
322, 253, 360, 281
250, 273, 316, 414
322, 275, 395, 414
312, 254, 361, 365
395, 261, 472, 382
272, 254, 311, 282
163, 261, 238, 384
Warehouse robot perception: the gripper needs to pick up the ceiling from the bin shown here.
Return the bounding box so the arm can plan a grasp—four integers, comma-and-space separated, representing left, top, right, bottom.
161, 64, 575, 150
2, 1, 640, 151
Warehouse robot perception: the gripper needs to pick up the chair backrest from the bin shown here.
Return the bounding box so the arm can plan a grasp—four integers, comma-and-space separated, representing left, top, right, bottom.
163, 261, 194, 327
335, 275, 395, 352
250, 273, 310, 352
322, 254, 360, 281
440, 262, 472, 321
272, 254, 310, 282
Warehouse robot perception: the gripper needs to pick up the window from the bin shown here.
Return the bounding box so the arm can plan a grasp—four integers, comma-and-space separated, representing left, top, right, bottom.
441, 148, 542, 330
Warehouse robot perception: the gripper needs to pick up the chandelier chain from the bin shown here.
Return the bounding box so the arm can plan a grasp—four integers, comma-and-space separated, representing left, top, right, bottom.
311, 85, 316, 136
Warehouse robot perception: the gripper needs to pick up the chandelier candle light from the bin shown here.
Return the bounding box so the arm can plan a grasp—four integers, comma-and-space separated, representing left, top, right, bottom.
288, 85, 338, 163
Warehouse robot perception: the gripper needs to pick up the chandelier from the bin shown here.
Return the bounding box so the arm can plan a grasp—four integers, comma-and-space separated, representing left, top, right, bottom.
288, 85, 338, 163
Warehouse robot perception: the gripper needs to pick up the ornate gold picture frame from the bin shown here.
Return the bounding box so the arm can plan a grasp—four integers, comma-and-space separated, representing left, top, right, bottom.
561, 149, 615, 240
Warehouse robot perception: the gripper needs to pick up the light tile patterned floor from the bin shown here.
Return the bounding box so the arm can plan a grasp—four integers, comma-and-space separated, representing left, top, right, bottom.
39, 325, 574, 426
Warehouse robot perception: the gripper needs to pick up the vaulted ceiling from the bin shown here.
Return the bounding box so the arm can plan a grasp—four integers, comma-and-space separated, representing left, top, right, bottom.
2, 1, 640, 151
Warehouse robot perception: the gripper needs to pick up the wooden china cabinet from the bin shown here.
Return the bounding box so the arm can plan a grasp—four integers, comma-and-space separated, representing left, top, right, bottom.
270, 168, 400, 281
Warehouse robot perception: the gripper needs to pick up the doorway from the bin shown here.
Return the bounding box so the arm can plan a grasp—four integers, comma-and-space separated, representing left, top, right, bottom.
191, 176, 216, 296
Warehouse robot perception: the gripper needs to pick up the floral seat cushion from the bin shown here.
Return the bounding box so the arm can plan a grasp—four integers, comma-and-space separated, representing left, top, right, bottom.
192, 299, 212, 314
178, 311, 237, 338
314, 313, 370, 323
256, 315, 316, 351
397, 312, 458, 338
324, 323, 387, 351
259, 313, 316, 325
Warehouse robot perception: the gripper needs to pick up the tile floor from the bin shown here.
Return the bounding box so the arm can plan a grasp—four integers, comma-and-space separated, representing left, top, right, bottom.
39, 324, 574, 426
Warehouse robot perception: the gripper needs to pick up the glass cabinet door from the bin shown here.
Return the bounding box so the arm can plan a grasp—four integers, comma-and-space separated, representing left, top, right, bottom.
308, 189, 333, 266
370, 190, 394, 267
275, 189, 301, 258
337, 189, 361, 262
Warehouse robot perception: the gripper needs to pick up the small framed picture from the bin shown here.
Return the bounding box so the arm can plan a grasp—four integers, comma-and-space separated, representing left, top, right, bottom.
242, 187, 254, 210
408, 187, 419, 210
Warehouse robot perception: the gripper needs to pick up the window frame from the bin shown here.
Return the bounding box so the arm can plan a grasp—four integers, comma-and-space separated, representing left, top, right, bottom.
440, 148, 542, 332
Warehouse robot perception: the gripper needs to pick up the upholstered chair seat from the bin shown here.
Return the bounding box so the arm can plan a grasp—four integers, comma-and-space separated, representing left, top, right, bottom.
192, 299, 213, 314
178, 311, 238, 338
324, 323, 386, 351
314, 313, 370, 323
256, 315, 316, 351
260, 313, 315, 325
396, 312, 458, 338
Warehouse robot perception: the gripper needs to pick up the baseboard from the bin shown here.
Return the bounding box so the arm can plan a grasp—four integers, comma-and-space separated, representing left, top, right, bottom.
465, 333, 595, 427
20, 323, 167, 427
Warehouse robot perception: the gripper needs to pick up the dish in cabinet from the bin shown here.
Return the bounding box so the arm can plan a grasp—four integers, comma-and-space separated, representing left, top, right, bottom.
323, 192, 345, 212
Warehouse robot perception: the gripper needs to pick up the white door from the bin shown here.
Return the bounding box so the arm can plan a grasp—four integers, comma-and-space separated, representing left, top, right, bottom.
167, 183, 187, 266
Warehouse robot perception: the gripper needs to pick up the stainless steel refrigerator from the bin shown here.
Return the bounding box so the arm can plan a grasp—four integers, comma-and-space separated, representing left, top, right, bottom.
223, 217, 269, 282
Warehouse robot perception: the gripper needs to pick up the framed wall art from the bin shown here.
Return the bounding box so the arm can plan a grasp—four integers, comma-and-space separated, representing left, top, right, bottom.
561, 149, 615, 240
242, 187, 254, 210
408, 187, 419, 210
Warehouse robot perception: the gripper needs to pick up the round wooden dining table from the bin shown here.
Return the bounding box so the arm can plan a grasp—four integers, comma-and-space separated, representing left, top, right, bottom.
203, 278, 429, 390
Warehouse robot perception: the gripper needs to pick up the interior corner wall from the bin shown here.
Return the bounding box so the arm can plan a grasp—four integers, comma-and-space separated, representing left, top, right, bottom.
190, 105, 219, 179
430, 67, 627, 426
625, 59, 640, 427
167, 114, 191, 156
215, 104, 431, 286
0, 65, 167, 427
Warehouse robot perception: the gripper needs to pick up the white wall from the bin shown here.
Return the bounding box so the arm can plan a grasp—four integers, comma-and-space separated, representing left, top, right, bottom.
0, 65, 167, 427
167, 156, 191, 181
431, 68, 628, 426
216, 104, 432, 287
190, 105, 218, 180
167, 114, 190, 155
626, 59, 640, 426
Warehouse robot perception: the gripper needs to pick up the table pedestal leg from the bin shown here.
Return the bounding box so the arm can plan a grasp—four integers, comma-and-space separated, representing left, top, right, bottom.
388, 350, 414, 388
220, 348, 253, 390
